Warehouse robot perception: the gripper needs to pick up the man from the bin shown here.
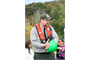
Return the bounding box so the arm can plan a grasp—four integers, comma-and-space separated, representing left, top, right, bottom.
30, 13, 59, 60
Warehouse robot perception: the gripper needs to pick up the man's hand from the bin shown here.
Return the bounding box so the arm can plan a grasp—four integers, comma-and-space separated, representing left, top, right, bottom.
44, 39, 49, 49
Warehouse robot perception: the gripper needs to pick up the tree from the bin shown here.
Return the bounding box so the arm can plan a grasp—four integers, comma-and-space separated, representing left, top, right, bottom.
54, 0, 58, 2
50, 3, 65, 38
25, 18, 34, 41
33, 9, 46, 24
25, 5, 35, 17
30, 2, 47, 15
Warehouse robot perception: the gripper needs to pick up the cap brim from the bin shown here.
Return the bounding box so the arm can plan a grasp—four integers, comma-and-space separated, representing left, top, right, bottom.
45, 17, 52, 20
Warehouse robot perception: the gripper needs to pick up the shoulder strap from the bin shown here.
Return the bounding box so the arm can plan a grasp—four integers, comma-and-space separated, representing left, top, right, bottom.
35, 23, 45, 40
49, 25, 52, 31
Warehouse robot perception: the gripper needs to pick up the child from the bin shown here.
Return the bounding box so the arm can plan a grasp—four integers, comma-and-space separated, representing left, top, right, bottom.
56, 38, 65, 60
25, 40, 34, 60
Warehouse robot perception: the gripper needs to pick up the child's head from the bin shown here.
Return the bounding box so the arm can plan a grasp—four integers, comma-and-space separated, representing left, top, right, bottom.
25, 39, 31, 48
58, 38, 64, 46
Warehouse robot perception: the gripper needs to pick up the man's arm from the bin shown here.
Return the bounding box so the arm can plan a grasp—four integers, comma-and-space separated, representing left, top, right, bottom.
30, 27, 45, 48
50, 26, 59, 43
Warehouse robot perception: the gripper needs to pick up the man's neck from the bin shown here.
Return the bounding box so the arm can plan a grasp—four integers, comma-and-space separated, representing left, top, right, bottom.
40, 23, 45, 27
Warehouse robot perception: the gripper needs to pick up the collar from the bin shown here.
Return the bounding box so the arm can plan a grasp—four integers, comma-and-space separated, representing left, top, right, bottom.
39, 24, 45, 30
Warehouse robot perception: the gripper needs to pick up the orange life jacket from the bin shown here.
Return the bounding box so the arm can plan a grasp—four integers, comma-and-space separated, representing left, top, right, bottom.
35, 23, 53, 44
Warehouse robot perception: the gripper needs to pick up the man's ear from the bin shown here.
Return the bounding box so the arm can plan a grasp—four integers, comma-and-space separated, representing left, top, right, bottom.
41, 19, 44, 22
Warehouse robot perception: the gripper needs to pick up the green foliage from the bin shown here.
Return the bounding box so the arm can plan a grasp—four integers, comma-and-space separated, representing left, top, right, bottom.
25, 18, 34, 41
31, 2, 47, 10
54, 0, 58, 2
25, 2, 47, 18
25, 5, 34, 17
33, 9, 41, 24
30, 2, 47, 15
50, 2, 65, 38
44, 2, 57, 15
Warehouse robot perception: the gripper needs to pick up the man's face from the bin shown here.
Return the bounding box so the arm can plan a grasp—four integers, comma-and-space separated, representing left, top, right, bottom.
41, 19, 50, 26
